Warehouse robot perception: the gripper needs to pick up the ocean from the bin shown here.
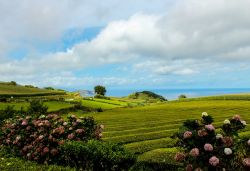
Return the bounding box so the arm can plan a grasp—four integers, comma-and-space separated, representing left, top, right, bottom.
106, 88, 250, 100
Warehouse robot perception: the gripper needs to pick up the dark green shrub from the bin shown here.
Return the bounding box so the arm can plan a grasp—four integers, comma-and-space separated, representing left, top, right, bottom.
59, 140, 136, 171
10, 81, 17, 86
27, 100, 48, 116
96, 107, 103, 112
178, 94, 187, 99
94, 94, 110, 100
0, 105, 15, 123
131, 161, 182, 171
44, 87, 55, 90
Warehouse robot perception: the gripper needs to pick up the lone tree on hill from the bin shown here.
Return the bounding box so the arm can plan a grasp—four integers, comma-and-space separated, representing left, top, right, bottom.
94, 85, 106, 96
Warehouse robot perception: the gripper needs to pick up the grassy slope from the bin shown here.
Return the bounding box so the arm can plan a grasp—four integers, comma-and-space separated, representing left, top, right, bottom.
0, 101, 74, 112
0, 83, 64, 96
78, 99, 250, 163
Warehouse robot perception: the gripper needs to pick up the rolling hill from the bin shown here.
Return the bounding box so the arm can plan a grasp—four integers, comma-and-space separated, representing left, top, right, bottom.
0, 82, 65, 97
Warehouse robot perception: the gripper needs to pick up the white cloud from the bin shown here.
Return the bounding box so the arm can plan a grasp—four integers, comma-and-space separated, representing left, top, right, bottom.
31, 0, 250, 75
1, 0, 250, 87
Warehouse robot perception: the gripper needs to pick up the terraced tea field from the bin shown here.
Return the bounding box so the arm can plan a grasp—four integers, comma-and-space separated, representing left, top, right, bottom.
0, 83, 65, 97
80, 100, 250, 164
0, 101, 74, 112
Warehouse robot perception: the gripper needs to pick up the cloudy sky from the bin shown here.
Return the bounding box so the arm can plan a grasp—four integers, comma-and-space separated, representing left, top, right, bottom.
1, 0, 250, 90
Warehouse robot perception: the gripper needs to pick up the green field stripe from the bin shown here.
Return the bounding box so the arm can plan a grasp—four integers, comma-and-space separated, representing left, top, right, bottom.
239, 130, 250, 138
103, 119, 187, 131
81, 100, 119, 109
125, 137, 177, 154
104, 129, 177, 144
137, 147, 181, 164
104, 124, 182, 137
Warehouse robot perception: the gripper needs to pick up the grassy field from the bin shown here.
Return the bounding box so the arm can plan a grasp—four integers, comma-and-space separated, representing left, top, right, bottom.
0, 82, 65, 97
0, 101, 74, 112
73, 99, 250, 164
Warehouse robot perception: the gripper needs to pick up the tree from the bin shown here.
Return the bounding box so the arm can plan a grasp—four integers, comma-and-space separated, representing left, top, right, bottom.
178, 94, 187, 99
10, 81, 17, 86
94, 85, 106, 96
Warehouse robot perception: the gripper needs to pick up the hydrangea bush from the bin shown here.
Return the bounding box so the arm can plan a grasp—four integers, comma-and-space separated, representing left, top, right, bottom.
0, 114, 103, 164
174, 112, 250, 171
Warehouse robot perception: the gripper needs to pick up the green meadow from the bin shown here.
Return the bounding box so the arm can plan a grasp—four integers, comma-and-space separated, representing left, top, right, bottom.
71, 98, 250, 165
1, 84, 250, 169
0, 101, 74, 112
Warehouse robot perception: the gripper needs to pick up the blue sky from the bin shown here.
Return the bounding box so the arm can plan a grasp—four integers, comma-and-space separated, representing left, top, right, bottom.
1, 0, 250, 90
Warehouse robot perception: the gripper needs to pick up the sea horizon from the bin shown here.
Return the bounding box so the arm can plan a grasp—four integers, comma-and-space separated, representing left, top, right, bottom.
104, 88, 250, 100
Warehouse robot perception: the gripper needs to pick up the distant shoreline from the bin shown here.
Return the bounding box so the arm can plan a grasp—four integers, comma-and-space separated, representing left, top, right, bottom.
105, 88, 250, 100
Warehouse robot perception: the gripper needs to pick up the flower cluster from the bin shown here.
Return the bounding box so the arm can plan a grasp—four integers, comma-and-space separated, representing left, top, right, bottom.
0, 114, 104, 164
175, 113, 249, 170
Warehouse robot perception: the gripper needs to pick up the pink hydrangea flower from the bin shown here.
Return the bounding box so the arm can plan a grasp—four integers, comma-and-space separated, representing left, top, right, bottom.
38, 135, 44, 140
198, 129, 207, 137
76, 119, 82, 123
67, 133, 75, 140
205, 124, 215, 131
183, 131, 192, 139
174, 152, 186, 162
21, 120, 28, 126
50, 148, 58, 156
43, 147, 49, 154
243, 158, 250, 167
26, 126, 31, 131
76, 129, 84, 134
186, 164, 193, 171
232, 115, 241, 121
204, 143, 213, 151
209, 156, 219, 166
190, 148, 199, 157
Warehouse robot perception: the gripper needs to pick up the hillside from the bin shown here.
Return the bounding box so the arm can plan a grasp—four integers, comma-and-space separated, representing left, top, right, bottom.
0, 82, 65, 97
74, 99, 250, 167
128, 91, 166, 102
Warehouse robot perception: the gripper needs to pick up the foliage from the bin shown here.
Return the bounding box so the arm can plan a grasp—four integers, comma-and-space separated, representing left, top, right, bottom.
0, 114, 103, 164
10, 81, 17, 86
44, 87, 55, 90
179, 94, 187, 99
0, 156, 75, 171
128, 91, 166, 101
0, 105, 15, 123
25, 85, 38, 88
27, 100, 48, 116
59, 140, 135, 171
134, 148, 182, 171
174, 112, 249, 170
94, 85, 107, 96
94, 94, 110, 99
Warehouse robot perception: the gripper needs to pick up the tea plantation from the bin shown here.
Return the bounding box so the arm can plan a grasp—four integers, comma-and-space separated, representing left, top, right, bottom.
78, 99, 250, 166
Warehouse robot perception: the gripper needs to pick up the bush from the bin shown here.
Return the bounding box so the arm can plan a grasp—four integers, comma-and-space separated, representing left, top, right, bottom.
10, 81, 17, 86
174, 112, 250, 170
94, 94, 110, 100
178, 94, 187, 99
0, 105, 15, 123
27, 100, 48, 116
0, 114, 103, 164
59, 140, 136, 171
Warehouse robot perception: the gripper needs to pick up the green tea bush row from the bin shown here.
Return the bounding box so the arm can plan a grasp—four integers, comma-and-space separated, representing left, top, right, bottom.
59, 140, 136, 171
